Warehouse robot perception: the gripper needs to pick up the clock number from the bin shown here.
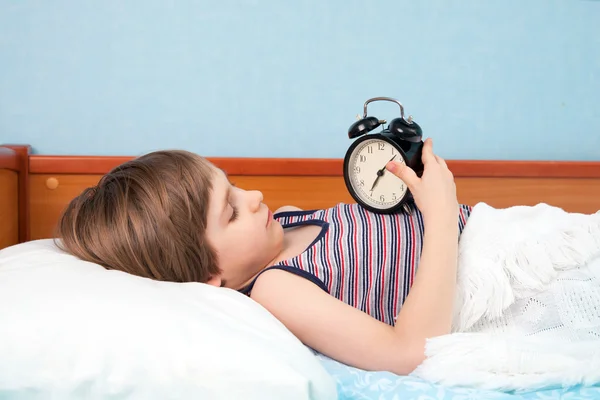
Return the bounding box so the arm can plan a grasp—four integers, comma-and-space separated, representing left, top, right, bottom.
378, 142, 385, 151
359, 179, 364, 186
380, 194, 385, 202
392, 193, 397, 200
354, 166, 361, 174
359, 155, 366, 163
367, 146, 373, 154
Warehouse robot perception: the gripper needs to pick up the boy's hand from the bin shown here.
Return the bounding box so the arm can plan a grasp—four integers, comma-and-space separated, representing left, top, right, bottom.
386, 138, 458, 226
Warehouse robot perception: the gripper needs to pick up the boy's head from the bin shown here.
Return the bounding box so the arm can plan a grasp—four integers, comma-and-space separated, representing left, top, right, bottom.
57, 150, 284, 289
204, 166, 284, 289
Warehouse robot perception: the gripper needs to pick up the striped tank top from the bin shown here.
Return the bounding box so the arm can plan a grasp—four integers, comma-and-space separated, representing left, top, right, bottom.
242, 202, 472, 326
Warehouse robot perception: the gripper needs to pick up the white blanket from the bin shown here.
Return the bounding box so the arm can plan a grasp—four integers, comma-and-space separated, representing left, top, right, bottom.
411, 203, 600, 391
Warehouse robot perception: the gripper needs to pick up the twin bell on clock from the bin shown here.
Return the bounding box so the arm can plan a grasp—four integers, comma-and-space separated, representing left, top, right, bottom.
343, 97, 424, 214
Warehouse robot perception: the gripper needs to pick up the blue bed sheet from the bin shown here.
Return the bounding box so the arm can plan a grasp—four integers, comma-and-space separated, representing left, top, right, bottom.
316, 354, 600, 400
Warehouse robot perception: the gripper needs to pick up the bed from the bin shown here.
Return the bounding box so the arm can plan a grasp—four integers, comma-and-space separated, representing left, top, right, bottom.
1, 143, 600, 399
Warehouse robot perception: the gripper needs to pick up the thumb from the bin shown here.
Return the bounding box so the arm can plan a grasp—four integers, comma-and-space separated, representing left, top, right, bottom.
386, 161, 419, 189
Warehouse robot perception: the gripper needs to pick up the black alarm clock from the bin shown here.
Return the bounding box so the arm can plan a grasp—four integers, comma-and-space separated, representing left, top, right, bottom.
343, 97, 424, 214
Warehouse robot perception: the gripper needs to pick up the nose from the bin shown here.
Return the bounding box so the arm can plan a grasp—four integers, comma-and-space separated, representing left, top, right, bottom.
247, 190, 263, 212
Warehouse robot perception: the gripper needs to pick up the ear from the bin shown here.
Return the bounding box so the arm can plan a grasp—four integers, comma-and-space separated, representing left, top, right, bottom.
206, 275, 222, 287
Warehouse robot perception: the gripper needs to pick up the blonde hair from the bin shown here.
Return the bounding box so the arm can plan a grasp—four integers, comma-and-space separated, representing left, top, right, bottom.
56, 150, 220, 283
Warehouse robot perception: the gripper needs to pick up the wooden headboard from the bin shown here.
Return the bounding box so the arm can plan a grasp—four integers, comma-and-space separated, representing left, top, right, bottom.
0, 148, 19, 249
1, 144, 599, 248
0, 145, 30, 249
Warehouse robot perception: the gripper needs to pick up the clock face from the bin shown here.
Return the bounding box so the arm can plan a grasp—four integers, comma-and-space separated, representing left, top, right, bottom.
344, 136, 409, 212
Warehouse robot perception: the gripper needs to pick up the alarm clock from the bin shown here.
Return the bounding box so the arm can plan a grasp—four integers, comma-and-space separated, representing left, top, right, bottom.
343, 97, 424, 214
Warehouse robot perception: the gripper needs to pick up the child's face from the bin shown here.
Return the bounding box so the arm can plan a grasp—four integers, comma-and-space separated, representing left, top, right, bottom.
205, 166, 284, 289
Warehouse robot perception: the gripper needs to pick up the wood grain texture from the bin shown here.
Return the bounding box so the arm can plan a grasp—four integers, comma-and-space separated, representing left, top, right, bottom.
28, 173, 600, 240
0, 170, 19, 249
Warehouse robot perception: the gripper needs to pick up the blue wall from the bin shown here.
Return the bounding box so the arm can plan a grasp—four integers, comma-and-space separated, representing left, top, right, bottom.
1, 0, 599, 160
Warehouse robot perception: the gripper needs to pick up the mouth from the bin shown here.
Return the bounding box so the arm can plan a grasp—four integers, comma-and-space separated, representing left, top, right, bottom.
266, 209, 273, 227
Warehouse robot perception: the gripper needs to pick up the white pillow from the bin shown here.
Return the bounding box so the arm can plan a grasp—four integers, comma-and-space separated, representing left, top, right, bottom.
0, 239, 337, 400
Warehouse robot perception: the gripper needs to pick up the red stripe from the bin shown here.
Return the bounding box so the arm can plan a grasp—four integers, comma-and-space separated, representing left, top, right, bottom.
392, 214, 402, 319
365, 210, 373, 316
336, 206, 345, 300
325, 229, 333, 293
323, 211, 333, 294
350, 206, 359, 307
408, 213, 416, 287
379, 214, 388, 319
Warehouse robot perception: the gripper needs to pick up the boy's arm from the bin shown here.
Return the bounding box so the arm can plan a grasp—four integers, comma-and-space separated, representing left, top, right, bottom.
255, 140, 459, 374
394, 219, 458, 340
250, 268, 426, 376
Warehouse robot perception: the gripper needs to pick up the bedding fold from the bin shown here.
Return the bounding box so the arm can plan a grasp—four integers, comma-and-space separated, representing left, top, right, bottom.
411, 203, 600, 391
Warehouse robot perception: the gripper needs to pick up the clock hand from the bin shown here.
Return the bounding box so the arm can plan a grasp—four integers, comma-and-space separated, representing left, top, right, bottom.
369, 176, 380, 192
370, 155, 397, 192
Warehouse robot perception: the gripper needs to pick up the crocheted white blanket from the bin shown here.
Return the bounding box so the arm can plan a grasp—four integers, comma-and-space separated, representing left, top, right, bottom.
412, 203, 600, 391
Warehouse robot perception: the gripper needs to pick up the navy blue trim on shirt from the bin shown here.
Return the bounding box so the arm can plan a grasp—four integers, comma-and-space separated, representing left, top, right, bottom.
280, 220, 329, 250
274, 209, 329, 251
239, 265, 329, 296
273, 209, 319, 219
240, 208, 330, 296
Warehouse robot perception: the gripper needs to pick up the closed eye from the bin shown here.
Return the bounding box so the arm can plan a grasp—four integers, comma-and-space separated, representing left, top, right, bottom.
228, 181, 238, 222
229, 205, 239, 222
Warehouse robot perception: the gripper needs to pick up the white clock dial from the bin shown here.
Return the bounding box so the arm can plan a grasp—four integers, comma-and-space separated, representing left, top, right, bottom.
347, 137, 408, 210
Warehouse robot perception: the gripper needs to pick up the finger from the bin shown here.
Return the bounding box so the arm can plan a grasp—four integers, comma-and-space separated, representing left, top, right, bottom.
386, 161, 419, 189
435, 154, 447, 168
421, 138, 436, 165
